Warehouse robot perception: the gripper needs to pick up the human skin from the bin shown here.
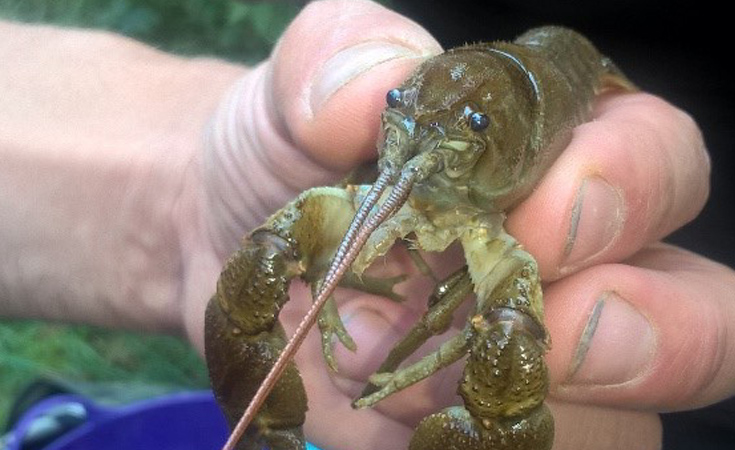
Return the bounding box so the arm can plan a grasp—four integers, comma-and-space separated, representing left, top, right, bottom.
1, 1, 732, 449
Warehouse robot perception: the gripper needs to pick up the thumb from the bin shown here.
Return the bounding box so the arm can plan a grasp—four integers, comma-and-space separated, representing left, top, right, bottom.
203, 0, 441, 256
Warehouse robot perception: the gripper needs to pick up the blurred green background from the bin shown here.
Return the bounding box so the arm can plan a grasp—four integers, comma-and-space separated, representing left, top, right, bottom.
0, 0, 305, 430
0, 0, 302, 62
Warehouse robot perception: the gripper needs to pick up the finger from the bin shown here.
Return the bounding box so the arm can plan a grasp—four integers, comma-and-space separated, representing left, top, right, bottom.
270, 0, 441, 170
506, 93, 710, 280
550, 402, 661, 450
543, 243, 735, 410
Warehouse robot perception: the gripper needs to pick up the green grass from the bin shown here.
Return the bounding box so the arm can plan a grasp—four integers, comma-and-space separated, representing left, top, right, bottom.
0, 0, 301, 63
0, 321, 211, 424
0, 0, 301, 430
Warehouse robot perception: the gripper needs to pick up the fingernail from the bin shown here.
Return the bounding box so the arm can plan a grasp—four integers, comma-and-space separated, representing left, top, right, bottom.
563, 176, 624, 270
567, 292, 655, 385
310, 41, 423, 113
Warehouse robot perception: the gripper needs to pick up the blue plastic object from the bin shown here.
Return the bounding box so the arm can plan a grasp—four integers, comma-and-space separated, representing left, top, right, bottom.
6, 390, 322, 450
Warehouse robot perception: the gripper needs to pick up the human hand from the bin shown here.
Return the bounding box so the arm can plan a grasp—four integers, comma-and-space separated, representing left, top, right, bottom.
179, 1, 732, 450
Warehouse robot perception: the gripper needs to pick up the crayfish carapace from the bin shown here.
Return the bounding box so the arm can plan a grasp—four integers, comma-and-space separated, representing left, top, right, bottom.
205, 26, 634, 450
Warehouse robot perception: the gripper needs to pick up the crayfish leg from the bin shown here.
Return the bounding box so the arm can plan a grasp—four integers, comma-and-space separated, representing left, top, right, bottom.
461, 230, 548, 341
357, 266, 472, 399
449, 228, 552, 449
312, 285, 356, 372
353, 328, 473, 409
316, 271, 410, 372
339, 271, 408, 303
402, 240, 555, 449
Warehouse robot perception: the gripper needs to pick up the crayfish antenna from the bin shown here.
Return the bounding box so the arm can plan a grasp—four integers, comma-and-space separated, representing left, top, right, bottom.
325, 169, 416, 282
320, 169, 393, 291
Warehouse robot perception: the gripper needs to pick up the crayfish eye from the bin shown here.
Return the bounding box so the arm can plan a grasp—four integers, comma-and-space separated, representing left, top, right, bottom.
386, 88, 402, 108
468, 112, 490, 132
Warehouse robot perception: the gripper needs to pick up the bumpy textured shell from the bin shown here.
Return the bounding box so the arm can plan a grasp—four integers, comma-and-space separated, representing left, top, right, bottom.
387, 26, 630, 212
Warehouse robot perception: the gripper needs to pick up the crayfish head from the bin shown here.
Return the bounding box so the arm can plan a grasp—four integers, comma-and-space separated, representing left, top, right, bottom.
378, 44, 544, 212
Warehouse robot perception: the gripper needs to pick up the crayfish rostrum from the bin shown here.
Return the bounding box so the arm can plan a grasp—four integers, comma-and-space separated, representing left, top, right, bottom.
205, 25, 634, 450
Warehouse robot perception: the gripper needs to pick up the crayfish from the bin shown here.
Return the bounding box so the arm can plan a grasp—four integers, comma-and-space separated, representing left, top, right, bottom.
205, 26, 634, 450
